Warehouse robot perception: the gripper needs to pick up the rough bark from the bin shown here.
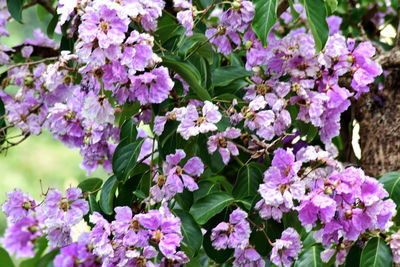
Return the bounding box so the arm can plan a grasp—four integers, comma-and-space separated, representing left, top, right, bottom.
355, 68, 400, 177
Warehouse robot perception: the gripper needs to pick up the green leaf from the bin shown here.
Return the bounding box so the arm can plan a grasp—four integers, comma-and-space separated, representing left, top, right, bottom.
174, 209, 203, 254
205, 176, 233, 193
119, 118, 138, 146
7, 0, 23, 23
294, 245, 324, 267
325, 0, 338, 15
360, 237, 393, 267
139, 170, 151, 197
20, 237, 48, 267
36, 249, 60, 267
99, 175, 119, 215
112, 139, 144, 182
47, 12, 60, 38
180, 33, 214, 65
379, 172, 400, 209
189, 192, 234, 225
194, 181, 221, 202
214, 78, 249, 96
78, 178, 103, 193
0, 247, 14, 267
0, 97, 6, 145
345, 244, 362, 267
304, 0, 330, 53
196, 134, 225, 173
161, 56, 211, 101
232, 163, 263, 200
252, 0, 277, 47
289, 0, 300, 21
203, 230, 233, 263
212, 66, 253, 87
37, 5, 49, 22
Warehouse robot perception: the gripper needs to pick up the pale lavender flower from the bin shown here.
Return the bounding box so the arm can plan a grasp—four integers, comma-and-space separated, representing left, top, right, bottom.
207, 127, 241, 164
177, 101, 222, 140
211, 208, 251, 249
270, 228, 302, 267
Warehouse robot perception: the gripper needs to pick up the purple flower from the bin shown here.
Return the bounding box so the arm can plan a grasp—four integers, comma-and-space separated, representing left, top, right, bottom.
270, 228, 302, 267
233, 246, 265, 267
349, 41, 383, 98
43, 188, 89, 247
177, 101, 221, 140
81, 92, 115, 125
211, 208, 251, 249
89, 212, 113, 258
78, 4, 128, 49
207, 127, 241, 164
138, 204, 183, 258
2, 216, 41, 258
131, 67, 174, 105
152, 149, 203, 201
2, 189, 36, 222
54, 233, 101, 267
177, 10, 194, 36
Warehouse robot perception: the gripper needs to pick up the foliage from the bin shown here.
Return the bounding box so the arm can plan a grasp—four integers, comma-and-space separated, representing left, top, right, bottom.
0, 0, 399, 266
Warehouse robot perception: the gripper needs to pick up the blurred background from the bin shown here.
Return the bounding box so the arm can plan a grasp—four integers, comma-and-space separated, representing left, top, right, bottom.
0, 6, 108, 237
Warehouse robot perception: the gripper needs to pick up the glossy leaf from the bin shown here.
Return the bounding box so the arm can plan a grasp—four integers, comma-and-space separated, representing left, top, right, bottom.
193, 181, 221, 202
7, 0, 23, 23
294, 245, 324, 267
189, 192, 234, 225
379, 171, 400, 209
289, 0, 300, 21
112, 139, 144, 182
0, 247, 14, 267
304, 0, 329, 53
174, 209, 203, 254
203, 230, 233, 263
212, 66, 253, 87
161, 56, 211, 101
78, 178, 103, 193
232, 163, 263, 200
325, 0, 338, 16
252, 0, 277, 47
360, 237, 393, 267
19, 237, 48, 267
99, 175, 119, 215
47, 12, 60, 37
36, 249, 60, 267
119, 118, 138, 146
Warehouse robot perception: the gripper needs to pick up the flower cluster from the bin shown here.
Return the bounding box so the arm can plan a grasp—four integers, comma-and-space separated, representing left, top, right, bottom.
88, 203, 188, 266
1, 188, 89, 258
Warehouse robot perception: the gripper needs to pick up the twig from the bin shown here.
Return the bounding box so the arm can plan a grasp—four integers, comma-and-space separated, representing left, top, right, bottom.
3, 57, 58, 74
247, 217, 275, 246
277, 0, 289, 18
37, 0, 55, 15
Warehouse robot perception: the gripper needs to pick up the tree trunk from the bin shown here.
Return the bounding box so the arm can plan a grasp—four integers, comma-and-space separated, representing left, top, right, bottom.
355, 69, 400, 177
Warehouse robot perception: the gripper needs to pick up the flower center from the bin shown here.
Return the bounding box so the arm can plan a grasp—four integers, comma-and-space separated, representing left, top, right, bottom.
152, 230, 164, 242
167, 111, 177, 120
136, 256, 146, 267
196, 117, 206, 126
256, 84, 270, 95
217, 137, 227, 148
129, 218, 140, 231
176, 166, 183, 176
59, 198, 69, 211
156, 174, 166, 186
99, 21, 110, 32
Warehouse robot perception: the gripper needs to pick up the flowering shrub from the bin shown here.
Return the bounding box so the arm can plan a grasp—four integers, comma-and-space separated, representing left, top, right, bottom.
0, 0, 400, 266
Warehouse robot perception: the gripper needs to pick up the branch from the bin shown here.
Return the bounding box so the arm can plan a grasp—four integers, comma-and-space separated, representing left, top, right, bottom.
37, 0, 55, 15
277, 0, 289, 18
